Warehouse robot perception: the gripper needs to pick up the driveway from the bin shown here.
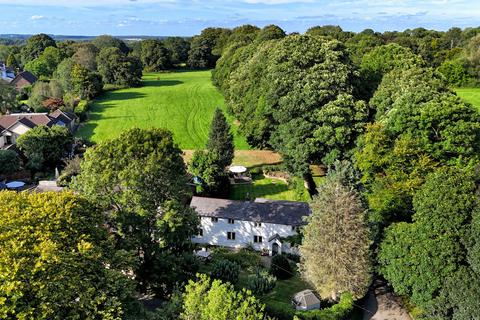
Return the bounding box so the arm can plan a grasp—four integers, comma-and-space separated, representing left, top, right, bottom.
362, 279, 412, 320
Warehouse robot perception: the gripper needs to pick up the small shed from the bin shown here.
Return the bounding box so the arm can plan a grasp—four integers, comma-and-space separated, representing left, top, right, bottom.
292, 290, 321, 311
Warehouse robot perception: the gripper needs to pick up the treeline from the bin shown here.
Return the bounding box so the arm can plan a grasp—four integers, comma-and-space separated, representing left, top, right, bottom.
213, 24, 480, 319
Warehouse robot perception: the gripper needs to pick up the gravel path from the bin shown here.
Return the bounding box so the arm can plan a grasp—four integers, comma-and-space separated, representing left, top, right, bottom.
363, 280, 412, 320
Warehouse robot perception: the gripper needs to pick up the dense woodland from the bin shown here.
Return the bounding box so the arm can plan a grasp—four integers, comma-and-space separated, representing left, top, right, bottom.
1, 24, 480, 319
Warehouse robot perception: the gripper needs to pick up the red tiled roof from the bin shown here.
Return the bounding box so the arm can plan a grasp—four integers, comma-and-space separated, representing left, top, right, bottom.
0, 113, 55, 130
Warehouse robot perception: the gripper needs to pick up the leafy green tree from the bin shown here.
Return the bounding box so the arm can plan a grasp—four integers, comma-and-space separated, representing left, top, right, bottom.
140, 39, 172, 71
0, 150, 21, 175
71, 63, 103, 99
72, 128, 198, 297
437, 57, 471, 87
255, 24, 286, 42
356, 66, 480, 234
16, 125, 73, 169
206, 108, 234, 169
163, 37, 191, 65
378, 167, 480, 318
72, 42, 99, 71
188, 150, 228, 196
20, 33, 56, 64
360, 43, 424, 97
188, 28, 230, 69
54, 58, 76, 92
97, 47, 142, 87
181, 274, 266, 320
24, 46, 63, 78
92, 35, 130, 54
227, 35, 367, 178
5, 53, 19, 69
0, 191, 138, 319
0, 84, 18, 114
300, 175, 371, 301
306, 25, 352, 42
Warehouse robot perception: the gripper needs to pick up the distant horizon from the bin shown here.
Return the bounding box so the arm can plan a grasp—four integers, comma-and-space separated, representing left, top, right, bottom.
1, 22, 479, 40
1, 0, 479, 36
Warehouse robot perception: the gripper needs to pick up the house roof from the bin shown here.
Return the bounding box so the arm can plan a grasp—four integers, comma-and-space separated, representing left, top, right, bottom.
11, 71, 37, 86
190, 196, 310, 226
0, 113, 55, 130
50, 109, 76, 123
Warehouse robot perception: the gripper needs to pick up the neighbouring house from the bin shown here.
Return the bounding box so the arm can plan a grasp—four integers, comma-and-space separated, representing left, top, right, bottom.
190, 196, 311, 256
10, 71, 37, 90
0, 111, 77, 150
0, 62, 15, 82
292, 290, 321, 311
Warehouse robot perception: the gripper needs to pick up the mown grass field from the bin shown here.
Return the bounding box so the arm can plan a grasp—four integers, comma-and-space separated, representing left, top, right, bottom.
77, 70, 249, 150
455, 87, 480, 111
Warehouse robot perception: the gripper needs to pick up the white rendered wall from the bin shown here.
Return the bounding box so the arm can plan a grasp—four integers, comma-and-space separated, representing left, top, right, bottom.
192, 216, 298, 254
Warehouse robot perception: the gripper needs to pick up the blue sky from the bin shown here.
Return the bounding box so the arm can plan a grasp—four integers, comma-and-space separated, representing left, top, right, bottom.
1, 0, 479, 36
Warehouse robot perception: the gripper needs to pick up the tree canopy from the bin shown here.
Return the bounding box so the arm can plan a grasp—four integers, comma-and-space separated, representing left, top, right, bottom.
16, 125, 73, 170
181, 274, 266, 320
222, 35, 367, 177
0, 191, 137, 319
300, 173, 371, 301
379, 167, 480, 318
20, 33, 56, 64
72, 128, 198, 297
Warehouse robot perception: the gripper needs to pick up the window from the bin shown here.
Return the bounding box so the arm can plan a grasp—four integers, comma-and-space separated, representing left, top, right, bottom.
228, 218, 235, 224
198, 228, 203, 237
253, 235, 263, 243
227, 232, 236, 240
211, 217, 218, 223
254, 222, 262, 227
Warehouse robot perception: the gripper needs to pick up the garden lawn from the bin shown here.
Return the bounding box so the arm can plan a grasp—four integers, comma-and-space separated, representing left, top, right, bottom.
455, 87, 480, 111
76, 70, 249, 150
229, 174, 297, 201
261, 274, 313, 318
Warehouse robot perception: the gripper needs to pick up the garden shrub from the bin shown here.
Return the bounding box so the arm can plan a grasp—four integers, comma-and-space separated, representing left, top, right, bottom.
284, 252, 301, 263
270, 255, 293, 280
0, 150, 21, 176
246, 268, 277, 295
211, 259, 240, 284
212, 247, 261, 268
295, 293, 354, 320
75, 100, 90, 121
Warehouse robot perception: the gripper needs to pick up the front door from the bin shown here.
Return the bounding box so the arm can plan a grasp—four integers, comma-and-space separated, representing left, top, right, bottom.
272, 242, 279, 256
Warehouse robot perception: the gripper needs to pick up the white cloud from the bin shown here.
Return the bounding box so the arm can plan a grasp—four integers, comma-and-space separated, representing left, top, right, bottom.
30, 15, 45, 20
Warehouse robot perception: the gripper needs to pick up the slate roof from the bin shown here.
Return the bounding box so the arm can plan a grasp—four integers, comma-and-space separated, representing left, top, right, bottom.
50, 109, 76, 124
11, 71, 37, 86
190, 196, 311, 226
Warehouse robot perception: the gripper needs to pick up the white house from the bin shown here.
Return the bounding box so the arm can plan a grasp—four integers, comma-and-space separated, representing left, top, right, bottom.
190, 196, 311, 256
0, 62, 15, 82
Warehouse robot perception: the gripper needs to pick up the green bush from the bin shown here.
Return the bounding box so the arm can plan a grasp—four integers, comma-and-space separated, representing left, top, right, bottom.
295, 293, 354, 320
212, 247, 261, 268
0, 150, 21, 176
246, 268, 277, 295
75, 100, 90, 121
270, 255, 293, 280
211, 259, 240, 284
